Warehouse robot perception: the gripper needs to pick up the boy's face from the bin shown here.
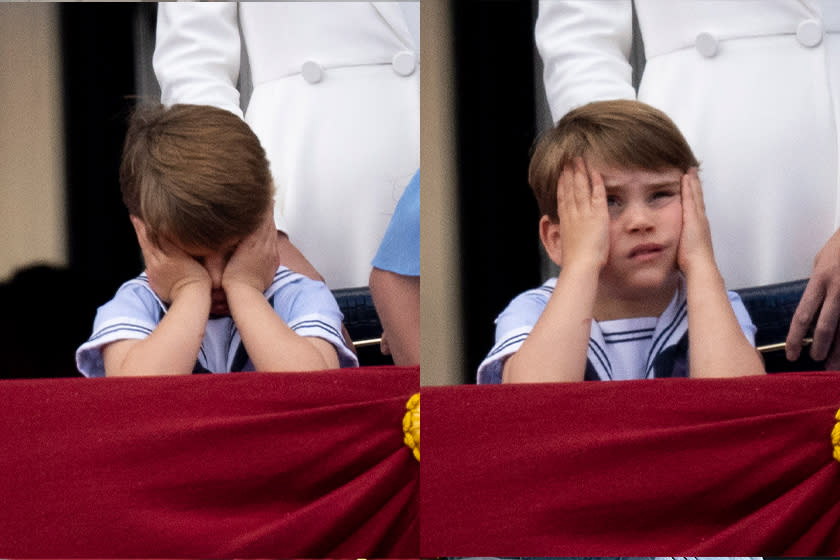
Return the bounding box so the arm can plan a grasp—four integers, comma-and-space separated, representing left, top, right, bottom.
176, 238, 241, 316
596, 163, 683, 299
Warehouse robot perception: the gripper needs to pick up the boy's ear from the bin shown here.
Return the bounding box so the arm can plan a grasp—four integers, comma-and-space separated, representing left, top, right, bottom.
539, 215, 563, 267
128, 215, 153, 250
128, 215, 143, 235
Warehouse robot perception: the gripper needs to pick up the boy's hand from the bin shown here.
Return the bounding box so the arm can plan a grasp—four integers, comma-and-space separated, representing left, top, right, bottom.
677, 167, 716, 274
557, 157, 609, 271
222, 211, 280, 293
131, 216, 210, 303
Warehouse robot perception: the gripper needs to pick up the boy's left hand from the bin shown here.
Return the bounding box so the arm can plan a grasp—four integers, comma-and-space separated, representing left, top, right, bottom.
677, 167, 716, 273
222, 211, 280, 293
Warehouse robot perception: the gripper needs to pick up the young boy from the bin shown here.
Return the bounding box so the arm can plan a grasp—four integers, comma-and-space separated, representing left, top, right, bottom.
478, 100, 765, 384
76, 103, 357, 377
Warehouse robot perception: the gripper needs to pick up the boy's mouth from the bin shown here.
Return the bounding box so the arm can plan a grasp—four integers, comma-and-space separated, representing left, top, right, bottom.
629, 243, 665, 260
210, 290, 229, 315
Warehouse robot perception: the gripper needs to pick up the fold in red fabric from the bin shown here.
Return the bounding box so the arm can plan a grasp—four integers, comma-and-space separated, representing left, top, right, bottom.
0, 366, 418, 557
421, 371, 840, 556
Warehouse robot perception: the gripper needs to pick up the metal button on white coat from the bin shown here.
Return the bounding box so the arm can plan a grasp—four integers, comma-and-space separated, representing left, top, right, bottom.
301, 61, 324, 84
695, 32, 718, 58
392, 51, 416, 76
797, 19, 823, 47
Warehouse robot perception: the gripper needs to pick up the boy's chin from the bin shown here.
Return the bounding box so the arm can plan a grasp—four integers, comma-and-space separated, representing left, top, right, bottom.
608, 267, 679, 295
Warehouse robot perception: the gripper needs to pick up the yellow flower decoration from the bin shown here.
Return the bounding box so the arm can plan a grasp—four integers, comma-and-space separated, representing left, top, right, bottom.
833, 407, 840, 463
403, 393, 420, 462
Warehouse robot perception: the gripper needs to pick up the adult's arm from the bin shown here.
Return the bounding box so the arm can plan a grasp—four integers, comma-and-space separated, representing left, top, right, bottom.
535, 0, 636, 122
276, 231, 324, 284
369, 268, 419, 366
153, 2, 244, 117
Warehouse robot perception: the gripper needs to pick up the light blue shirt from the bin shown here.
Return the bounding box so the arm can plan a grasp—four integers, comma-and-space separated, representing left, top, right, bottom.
372, 169, 420, 277
76, 267, 358, 376
478, 276, 757, 384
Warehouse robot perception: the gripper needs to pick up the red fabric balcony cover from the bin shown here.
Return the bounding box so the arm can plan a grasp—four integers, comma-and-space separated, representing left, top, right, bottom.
422, 371, 840, 556
0, 366, 418, 557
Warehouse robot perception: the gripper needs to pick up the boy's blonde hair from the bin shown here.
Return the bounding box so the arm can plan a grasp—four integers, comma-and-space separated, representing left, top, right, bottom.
120, 103, 273, 248
529, 100, 699, 221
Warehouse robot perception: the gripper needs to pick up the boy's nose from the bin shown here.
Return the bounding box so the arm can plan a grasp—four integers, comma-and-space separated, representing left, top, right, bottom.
625, 203, 655, 232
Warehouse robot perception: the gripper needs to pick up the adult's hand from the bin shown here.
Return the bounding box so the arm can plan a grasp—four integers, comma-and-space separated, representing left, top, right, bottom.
786, 227, 840, 368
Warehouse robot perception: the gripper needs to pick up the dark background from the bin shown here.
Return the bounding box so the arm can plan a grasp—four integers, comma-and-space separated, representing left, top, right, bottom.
1, 4, 149, 379
452, 1, 542, 383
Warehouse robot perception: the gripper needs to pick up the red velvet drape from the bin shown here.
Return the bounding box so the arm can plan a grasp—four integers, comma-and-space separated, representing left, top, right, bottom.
0, 366, 418, 557
422, 371, 840, 556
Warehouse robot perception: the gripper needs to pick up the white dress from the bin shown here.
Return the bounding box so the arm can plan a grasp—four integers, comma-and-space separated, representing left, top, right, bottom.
536, 0, 840, 289
154, 2, 420, 289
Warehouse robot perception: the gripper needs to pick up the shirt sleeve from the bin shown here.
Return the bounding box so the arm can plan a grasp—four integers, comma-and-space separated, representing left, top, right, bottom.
75, 279, 164, 378
476, 281, 554, 384
270, 271, 359, 368
153, 2, 244, 118
535, 0, 636, 122
728, 290, 758, 347
371, 169, 420, 277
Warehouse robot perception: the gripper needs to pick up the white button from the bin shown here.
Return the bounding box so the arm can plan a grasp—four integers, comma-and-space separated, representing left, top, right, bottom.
797, 19, 823, 47
301, 61, 324, 84
695, 32, 718, 58
392, 51, 416, 76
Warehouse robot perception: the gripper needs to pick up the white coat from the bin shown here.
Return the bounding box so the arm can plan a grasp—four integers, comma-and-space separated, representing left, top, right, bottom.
154, 2, 420, 289
536, 0, 840, 289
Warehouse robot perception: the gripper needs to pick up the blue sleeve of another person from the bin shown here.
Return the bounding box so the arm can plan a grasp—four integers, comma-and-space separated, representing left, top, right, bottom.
371, 169, 420, 277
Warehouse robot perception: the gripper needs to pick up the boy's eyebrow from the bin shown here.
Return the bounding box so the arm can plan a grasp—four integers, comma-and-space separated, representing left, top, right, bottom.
603, 180, 682, 190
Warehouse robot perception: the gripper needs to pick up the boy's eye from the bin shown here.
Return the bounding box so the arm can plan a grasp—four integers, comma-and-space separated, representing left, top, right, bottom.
606, 196, 620, 206
651, 190, 677, 202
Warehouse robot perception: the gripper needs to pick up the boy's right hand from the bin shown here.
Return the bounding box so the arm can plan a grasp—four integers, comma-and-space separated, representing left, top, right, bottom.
557, 157, 609, 271
130, 216, 211, 303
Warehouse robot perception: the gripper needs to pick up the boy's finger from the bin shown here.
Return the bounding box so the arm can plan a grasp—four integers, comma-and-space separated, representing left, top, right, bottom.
273, 233, 283, 269
681, 173, 694, 215
689, 167, 706, 213
589, 168, 606, 209
572, 157, 589, 208
251, 209, 273, 240
556, 166, 570, 213
263, 213, 279, 241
